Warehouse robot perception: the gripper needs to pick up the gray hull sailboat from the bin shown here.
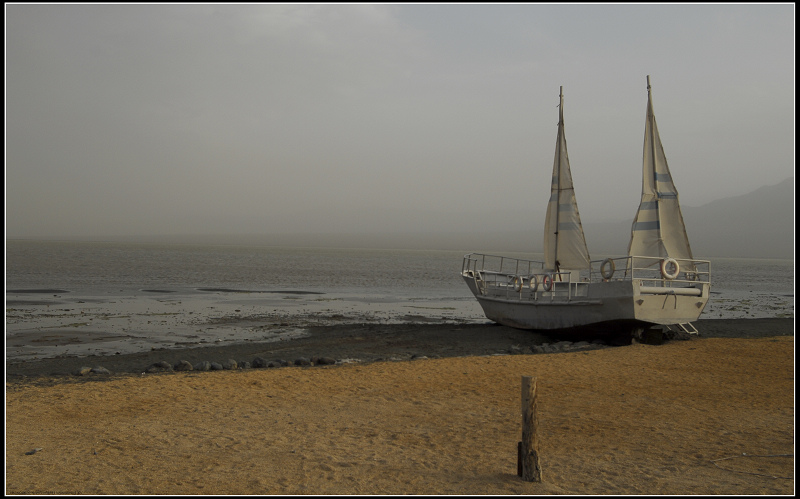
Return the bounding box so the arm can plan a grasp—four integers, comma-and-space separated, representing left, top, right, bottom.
461, 77, 710, 334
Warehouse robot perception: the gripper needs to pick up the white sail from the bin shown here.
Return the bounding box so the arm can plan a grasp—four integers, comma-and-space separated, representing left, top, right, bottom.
628, 76, 695, 268
543, 86, 591, 271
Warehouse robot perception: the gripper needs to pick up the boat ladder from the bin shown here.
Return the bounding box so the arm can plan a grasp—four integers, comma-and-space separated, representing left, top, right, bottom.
666, 322, 699, 335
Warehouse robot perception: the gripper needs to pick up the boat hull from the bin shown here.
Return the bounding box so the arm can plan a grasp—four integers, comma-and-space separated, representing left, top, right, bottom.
463, 275, 709, 331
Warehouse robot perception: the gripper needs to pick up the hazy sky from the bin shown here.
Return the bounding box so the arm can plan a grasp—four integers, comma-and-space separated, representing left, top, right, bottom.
5, 3, 795, 239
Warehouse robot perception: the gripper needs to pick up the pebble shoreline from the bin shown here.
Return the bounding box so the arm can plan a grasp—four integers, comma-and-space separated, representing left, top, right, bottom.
8, 318, 793, 384
72, 338, 622, 377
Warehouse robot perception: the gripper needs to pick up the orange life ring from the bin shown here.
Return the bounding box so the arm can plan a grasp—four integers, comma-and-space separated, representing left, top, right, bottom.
542, 274, 554, 292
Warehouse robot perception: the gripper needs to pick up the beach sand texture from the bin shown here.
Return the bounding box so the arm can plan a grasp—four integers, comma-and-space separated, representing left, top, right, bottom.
6, 335, 794, 495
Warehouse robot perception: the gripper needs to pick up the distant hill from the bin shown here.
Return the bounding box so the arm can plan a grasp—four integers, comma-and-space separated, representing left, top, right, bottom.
682, 177, 794, 259
580, 177, 794, 259
328, 177, 794, 259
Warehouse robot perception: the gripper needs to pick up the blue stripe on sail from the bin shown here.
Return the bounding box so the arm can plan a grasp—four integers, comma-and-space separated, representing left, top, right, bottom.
657, 192, 677, 199
655, 172, 672, 182
632, 221, 660, 231
558, 203, 574, 212
557, 222, 581, 230
639, 201, 658, 210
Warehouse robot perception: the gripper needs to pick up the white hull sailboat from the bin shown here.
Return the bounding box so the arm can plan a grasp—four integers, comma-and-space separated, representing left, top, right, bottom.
461, 77, 710, 334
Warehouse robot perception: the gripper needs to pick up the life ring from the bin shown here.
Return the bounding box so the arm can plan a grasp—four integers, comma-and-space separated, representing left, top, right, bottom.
528, 274, 539, 292
512, 275, 524, 292
600, 258, 615, 280
660, 257, 680, 280
542, 273, 554, 292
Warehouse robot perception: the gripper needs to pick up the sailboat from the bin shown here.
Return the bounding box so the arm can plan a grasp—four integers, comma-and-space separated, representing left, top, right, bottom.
461, 77, 710, 334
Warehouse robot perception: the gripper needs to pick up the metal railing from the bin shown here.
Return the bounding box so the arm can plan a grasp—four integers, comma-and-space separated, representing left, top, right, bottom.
461, 253, 590, 302
461, 253, 546, 278
589, 255, 711, 287
462, 253, 710, 302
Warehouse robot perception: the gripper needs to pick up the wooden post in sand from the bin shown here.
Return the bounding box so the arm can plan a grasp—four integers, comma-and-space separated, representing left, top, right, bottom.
518, 376, 542, 482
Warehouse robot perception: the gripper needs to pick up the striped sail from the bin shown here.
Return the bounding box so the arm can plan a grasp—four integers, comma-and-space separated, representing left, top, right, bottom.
543, 87, 591, 272
627, 76, 694, 268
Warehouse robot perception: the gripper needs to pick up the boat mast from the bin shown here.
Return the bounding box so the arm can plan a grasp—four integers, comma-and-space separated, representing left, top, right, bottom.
553, 85, 564, 270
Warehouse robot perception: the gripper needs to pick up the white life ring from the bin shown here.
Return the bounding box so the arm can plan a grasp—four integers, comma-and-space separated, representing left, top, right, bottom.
512, 275, 524, 292
542, 273, 554, 292
660, 257, 680, 280
600, 258, 615, 280
528, 274, 539, 292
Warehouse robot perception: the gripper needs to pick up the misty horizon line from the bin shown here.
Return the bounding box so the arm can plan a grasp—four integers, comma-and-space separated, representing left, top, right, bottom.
5, 229, 793, 261
5, 176, 793, 260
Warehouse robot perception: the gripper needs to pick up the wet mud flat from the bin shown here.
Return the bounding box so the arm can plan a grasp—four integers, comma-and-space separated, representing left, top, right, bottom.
5, 318, 793, 384
5, 286, 488, 362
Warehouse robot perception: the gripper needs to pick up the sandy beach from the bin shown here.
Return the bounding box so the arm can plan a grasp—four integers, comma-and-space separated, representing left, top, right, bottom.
5, 319, 794, 495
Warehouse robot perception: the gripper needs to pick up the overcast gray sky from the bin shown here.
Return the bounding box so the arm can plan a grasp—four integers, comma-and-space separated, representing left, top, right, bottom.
5, 3, 795, 240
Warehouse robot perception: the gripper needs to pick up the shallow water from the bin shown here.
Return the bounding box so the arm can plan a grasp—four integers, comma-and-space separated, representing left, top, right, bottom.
5, 240, 794, 361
